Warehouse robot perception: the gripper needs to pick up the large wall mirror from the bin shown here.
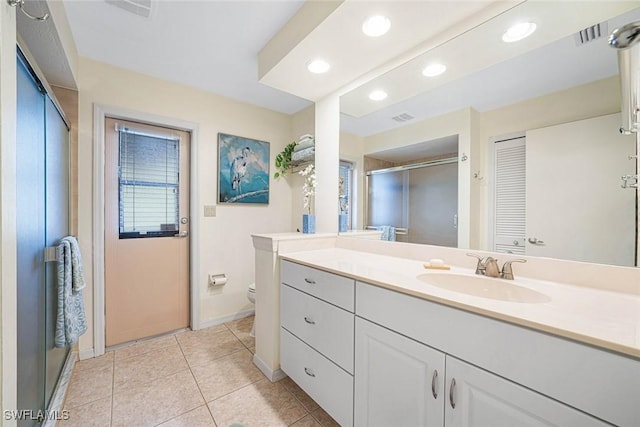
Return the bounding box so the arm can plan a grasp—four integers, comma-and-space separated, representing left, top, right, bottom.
339, 1, 639, 268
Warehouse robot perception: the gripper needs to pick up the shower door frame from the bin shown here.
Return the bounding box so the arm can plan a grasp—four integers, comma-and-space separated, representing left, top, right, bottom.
364, 157, 459, 245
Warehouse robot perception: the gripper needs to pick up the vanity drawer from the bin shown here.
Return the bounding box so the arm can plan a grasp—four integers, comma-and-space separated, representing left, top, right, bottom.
281, 283, 354, 373
281, 260, 354, 311
281, 328, 353, 427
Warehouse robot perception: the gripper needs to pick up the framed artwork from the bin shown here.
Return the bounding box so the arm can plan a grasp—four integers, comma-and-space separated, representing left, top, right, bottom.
218, 132, 270, 204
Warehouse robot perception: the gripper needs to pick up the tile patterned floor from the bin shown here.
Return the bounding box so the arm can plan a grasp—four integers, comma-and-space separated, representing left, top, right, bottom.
58, 316, 340, 427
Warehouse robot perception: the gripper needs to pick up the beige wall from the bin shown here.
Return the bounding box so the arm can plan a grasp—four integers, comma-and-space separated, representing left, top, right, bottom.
289, 105, 314, 231
355, 76, 621, 252
76, 57, 295, 354
0, 4, 18, 424
362, 108, 474, 249
476, 76, 621, 247
51, 86, 78, 235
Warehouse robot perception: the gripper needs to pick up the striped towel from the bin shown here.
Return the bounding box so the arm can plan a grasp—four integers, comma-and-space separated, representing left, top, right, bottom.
294, 135, 315, 152
55, 236, 88, 348
377, 225, 396, 241
292, 146, 315, 162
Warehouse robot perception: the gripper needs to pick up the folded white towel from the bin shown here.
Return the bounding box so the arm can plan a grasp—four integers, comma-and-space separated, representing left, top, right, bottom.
292, 146, 315, 162
295, 137, 315, 152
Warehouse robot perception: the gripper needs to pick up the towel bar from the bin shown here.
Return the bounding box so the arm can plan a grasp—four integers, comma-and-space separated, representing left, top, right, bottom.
365, 226, 408, 236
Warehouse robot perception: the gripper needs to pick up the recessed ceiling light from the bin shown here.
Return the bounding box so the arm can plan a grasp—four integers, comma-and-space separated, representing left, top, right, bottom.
369, 90, 388, 101
502, 22, 536, 43
307, 59, 330, 74
422, 63, 447, 77
362, 15, 391, 37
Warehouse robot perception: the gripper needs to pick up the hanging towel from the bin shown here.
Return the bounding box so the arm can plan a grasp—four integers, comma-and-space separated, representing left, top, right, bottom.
377, 225, 396, 241
292, 146, 315, 162
55, 236, 88, 348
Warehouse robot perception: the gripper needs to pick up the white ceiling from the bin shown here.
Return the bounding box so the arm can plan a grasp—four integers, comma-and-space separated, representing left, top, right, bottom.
26, 0, 638, 130
62, 0, 311, 114
341, 1, 640, 137
257, 0, 502, 102
60, 0, 518, 116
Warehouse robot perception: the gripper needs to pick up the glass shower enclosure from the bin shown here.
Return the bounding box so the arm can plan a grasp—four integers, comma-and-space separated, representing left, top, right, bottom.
366, 158, 458, 247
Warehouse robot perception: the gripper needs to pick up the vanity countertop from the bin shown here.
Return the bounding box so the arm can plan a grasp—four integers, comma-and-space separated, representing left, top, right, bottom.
280, 248, 640, 359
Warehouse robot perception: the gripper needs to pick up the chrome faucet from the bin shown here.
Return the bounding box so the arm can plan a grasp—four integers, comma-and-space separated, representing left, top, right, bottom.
467, 254, 527, 280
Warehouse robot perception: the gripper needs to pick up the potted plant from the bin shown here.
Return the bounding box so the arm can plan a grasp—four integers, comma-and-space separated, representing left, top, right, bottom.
273, 141, 297, 178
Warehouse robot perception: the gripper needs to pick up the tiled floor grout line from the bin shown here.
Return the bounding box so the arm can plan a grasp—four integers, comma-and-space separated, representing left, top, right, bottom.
174, 333, 219, 427
63, 317, 333, 427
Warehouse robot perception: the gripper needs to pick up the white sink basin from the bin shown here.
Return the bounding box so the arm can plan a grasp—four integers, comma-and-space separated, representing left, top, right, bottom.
417, 273, 551, 303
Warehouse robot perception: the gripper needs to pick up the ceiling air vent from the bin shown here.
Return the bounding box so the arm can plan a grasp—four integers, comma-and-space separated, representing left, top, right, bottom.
105, 0, 152, 18
391, 113, 414, 122
574, 22, 607, 46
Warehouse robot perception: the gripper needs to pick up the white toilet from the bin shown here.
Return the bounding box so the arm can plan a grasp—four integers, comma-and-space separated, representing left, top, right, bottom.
247, 283, 256, 337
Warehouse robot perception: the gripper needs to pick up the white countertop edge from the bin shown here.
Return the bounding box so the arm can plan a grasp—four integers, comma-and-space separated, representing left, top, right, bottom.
280, 248, 640, 359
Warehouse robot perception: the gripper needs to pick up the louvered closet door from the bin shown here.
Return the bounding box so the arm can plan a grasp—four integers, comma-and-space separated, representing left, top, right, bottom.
493, 137, 526, 255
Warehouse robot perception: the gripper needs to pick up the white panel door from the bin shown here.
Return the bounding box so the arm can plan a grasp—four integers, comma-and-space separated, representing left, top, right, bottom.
526, 113, 635, 266
105, 118, 191, 346
445, 356, 607, 427
355, 317, 445, 427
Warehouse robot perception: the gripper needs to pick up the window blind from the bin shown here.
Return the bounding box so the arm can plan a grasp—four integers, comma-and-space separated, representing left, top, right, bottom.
118, 129, 180, 238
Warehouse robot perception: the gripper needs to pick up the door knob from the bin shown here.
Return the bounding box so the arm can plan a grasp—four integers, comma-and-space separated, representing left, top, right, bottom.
527, 237, 544, 245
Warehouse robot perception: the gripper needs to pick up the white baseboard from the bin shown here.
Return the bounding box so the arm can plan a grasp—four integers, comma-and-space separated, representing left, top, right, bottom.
253, 353, 286, 382
78, 348, 95, 360
198, 308, 255, 330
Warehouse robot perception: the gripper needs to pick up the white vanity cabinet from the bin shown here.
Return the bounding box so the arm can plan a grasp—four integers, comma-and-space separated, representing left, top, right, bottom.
355, 317, 445, 427
356, 281, 637, 427
444, 356, 606, 427
280, 260, 639, 427
355, 317, 605, 427
280, 261, 355, 427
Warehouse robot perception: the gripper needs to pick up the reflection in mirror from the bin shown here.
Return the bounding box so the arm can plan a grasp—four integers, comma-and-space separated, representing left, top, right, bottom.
340, 2, 640, 267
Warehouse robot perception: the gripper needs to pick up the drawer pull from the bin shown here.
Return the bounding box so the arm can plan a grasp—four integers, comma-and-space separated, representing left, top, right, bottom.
431, 369, 438, 399
449, 378, 456, 409
304, 316, 316, 325
304, 278, 316, 284
304, 367, 316, 378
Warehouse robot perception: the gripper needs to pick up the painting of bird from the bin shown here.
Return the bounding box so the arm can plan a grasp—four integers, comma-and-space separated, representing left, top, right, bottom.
218, 133, 270, 204
230, 146, 251, 193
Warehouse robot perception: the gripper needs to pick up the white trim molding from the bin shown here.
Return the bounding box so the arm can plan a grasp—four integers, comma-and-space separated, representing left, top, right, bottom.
92, 104, 201, 357
198, 308, 255, 330
253, 354, 287, 383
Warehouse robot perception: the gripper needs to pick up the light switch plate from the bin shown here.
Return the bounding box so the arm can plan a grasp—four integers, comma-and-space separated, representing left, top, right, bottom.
204, 205, 216, 217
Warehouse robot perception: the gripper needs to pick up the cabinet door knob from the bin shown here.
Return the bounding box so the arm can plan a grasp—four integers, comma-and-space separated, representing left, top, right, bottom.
449, 378, 456, 409
304, 316, 315, 325
304, 278, 316, 284
431, 369, 439, 399
304, 367, 315, 377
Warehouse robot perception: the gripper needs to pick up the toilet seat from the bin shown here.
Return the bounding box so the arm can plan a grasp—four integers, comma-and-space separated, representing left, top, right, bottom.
247, 283, 256, 304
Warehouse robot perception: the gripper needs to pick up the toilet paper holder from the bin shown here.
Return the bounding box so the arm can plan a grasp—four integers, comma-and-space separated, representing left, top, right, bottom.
208, 273, 227, 287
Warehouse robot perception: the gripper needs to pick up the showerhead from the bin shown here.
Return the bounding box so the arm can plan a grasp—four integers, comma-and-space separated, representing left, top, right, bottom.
608, 21, 640, 50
